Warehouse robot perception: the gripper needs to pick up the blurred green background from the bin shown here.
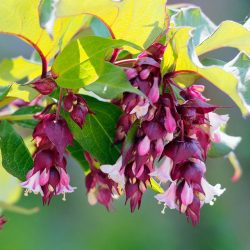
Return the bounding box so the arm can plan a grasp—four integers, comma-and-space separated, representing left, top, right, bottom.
0, 1, 250, 249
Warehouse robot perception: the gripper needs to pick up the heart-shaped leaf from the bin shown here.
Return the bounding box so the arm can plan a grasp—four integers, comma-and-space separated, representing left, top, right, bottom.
0, 0, 85, 62
52, 36, 141, 88
169, 6, 216, 46
39, 0, 60, 37
56, 0, 167, 52
85, 63, 141, 99
0, 121, 33, 181
196, 20, 250, 56
225, 53, 250, 113
162, 27, 248, 115
0, 57, 41, 86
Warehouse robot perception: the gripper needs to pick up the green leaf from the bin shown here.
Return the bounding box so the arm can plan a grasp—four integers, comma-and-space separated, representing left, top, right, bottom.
123, 121, 139, 158
0, 121, 33, 181
196, 20, 250, 56
0, 0, 85, 61
163, 27, 248, 115
0, 86, 11, 101
225, 53, 250, 113
169, 6, 216, 46
208, 132, 241, 158
64, 96, 121, 164
12, 106, 43, 129
56, 0, 167, 52
39, 0, 60, 37
52, 36, 141, 88
67, 141, 90, 173
85, 63, 141, 99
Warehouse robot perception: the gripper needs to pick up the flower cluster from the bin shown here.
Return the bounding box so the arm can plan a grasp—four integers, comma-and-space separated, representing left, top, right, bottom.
19, 43, 228, 226
85, 43, 227, 225
21, 113, 75, 204
84, 152, 120, 210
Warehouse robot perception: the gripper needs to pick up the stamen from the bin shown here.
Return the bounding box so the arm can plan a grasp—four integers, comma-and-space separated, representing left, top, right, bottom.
24, 189, 29, 197
161, 205, 167, 214
62, 192, 66, 202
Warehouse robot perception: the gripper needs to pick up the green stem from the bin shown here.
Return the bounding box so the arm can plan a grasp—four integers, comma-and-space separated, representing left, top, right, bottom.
0, 114, 34, 121
0, 201, 39, 215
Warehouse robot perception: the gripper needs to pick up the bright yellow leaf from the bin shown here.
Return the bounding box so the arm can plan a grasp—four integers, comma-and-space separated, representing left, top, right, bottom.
56, 0, 168, 52
0, 57, 42, 86
0, 0, 85, 61
164, 27, 248, 115
196, 21, 250, 56
7, 84, 38, 102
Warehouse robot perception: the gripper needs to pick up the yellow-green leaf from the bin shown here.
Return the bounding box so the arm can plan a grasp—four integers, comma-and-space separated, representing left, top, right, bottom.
196, 20, 250, 56
39, 0, 60, 37
164, 27, 248, 115
7, 84, 38, 102
0, 57, 41, 86
0, 0, 85, 61
52, 36, 141, 88
56, 0, 167, 52
225, 53, 250, 113
169, 6, 216, 46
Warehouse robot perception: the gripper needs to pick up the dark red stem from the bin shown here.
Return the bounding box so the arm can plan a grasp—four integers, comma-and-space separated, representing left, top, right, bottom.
110, 48, 121, 63
56, 88, 64, 121
2, 32, 48, 78
18, 34, 48, 78
168, 78, 184, 91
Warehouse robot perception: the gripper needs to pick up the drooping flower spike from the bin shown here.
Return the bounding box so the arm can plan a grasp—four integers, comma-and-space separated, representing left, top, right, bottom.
84, 152, 120, 210
110, 43, 227, 225
21, 113, 76, 204
18, 40, 230, 226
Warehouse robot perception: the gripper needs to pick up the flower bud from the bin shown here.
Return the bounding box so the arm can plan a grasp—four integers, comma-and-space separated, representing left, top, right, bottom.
148, 78, 159, 103
137, 136, 151, 156
33, 78, 57, 95
164, 107, 176, 133
70, 105, 88, 128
